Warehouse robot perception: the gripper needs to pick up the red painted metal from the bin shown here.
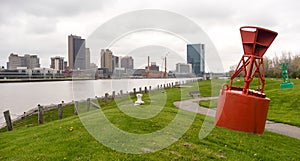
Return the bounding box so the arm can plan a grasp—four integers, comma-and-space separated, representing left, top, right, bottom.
215, 26, 278, 134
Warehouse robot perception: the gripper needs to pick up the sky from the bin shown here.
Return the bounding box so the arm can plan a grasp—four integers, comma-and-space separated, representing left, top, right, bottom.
1, 0, 300, 72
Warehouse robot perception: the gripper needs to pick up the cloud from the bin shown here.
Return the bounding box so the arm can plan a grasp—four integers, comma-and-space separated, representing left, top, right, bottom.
0, 0, 110, 18
25, 16, 58, 34
0, 0, 300, 71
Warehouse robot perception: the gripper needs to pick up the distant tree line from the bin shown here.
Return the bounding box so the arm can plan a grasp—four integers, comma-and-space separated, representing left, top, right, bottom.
228, 52, 300, 79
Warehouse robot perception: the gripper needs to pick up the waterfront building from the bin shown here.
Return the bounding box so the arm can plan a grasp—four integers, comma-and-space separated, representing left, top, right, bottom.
187, 44, 205, 76
63, 61, 67, 69
120, 56, 134, 69
100, 49, 113, 73
68, 35, 87, 70
0, 68, 64, 79
7, 53, 40, 70
145, 62, 159, 71
176, 63, 192, 73
113, 55, 119, 69
86, 48, 91, 69
50, 56, 64, 70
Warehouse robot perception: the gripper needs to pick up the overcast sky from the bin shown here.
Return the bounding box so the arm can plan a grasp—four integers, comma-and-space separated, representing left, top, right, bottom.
1, 0, 300, 72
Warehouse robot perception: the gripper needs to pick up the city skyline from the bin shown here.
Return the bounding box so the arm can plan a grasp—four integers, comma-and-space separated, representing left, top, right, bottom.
1, 0, 300, 72
4, 36, 194, 73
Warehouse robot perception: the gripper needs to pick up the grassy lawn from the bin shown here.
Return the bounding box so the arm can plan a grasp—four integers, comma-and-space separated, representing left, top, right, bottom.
199, 99, 218, 108
0, 82, 300, 160
198, 78, 300, 127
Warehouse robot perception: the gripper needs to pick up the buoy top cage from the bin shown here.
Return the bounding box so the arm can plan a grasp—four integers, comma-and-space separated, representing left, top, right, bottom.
227, 26, 278, 97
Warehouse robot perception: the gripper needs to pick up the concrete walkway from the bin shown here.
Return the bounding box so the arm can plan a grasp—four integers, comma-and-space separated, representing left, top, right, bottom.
173, 97, 300, 140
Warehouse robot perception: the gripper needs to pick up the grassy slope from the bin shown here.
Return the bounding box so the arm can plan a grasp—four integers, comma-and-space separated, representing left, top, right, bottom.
199, 78, 300, 126
0, 81, 299, 160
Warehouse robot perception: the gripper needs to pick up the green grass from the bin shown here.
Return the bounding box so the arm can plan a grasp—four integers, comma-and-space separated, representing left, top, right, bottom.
198, 79, 226, 97
198, 78, 300, 127
1, 110, 300, 160
1, 82, 300, 160
200, 99, 218, 108
264, 78, 300, 126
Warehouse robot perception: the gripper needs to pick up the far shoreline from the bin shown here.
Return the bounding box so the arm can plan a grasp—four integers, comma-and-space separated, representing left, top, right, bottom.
0, 77, 194, 83
0, 78, 87, 83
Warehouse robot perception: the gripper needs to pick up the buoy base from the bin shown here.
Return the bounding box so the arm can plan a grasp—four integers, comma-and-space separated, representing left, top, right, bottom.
215, 89, 270, 134
280, 82, 294, 89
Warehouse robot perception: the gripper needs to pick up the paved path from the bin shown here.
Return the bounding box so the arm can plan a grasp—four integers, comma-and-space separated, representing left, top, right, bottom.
173, 97, 300, 140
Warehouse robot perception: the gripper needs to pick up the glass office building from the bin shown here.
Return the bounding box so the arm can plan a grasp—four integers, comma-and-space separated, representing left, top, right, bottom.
187, 44, 205, 76
68, 35, 87, 70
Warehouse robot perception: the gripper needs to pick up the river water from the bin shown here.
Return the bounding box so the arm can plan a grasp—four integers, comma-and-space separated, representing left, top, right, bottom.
0, 78, 195, 126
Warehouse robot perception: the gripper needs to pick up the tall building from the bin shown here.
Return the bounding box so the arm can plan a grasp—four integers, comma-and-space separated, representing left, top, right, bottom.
187, 44, 205, 76
121, 56, 134, 69
7, 53, 22, 69
50, 56, 64, 70
100, 49, 113, 72
68, 35, 87, 70
85, 48, 91, 69
24, 54, 40, 69
113, 56, 119, 68
176, 63, 192, 73
63, 61, 67, 69
7, 53, 40, 70
112, 55, 120, 71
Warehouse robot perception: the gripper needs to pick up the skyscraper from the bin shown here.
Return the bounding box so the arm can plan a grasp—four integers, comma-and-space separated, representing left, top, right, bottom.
187, 44, 205, 76
68, 35, 86, 70
7, 53, 40, 70
113, 55, 119, 68
50, 56, 64, 70
85, 48, 91, 69
121, 56, 134, 69
100, 49, 113, 72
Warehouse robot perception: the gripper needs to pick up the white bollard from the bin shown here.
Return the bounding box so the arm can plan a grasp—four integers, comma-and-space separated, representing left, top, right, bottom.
134, 94, 144, 105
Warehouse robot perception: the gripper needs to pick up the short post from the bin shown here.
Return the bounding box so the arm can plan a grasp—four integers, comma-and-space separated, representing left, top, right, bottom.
120, 90, 123, 95
160, 84, 162, 88
74, 101, 79, 115
133, 88, 136, 95
139, 87, 142, 93
38, 104, 44, 125
58, 104, 62, 120
105, 93, 109, 103
172, 82, 174, 87
157, 85, 159, 90
144, 87, 148, 93
149, 86, 151, 91
163, 84, 166, 89
112, 91, 115, 100
86, 98, 90, 112
3, 110, 13, 131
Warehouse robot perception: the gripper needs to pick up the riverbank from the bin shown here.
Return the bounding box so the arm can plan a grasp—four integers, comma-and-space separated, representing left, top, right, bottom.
0, 78, 194, 127
0, 79, 192, 128
0, 81, 299, 160
0, 77, 199, 83
0, 78, 86, 83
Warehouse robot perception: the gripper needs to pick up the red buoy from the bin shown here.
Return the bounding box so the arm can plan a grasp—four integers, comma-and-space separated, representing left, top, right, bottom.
215, 26, 278, 134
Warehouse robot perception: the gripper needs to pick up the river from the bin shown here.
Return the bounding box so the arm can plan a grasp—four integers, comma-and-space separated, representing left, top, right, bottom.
0, 78, 196, 126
